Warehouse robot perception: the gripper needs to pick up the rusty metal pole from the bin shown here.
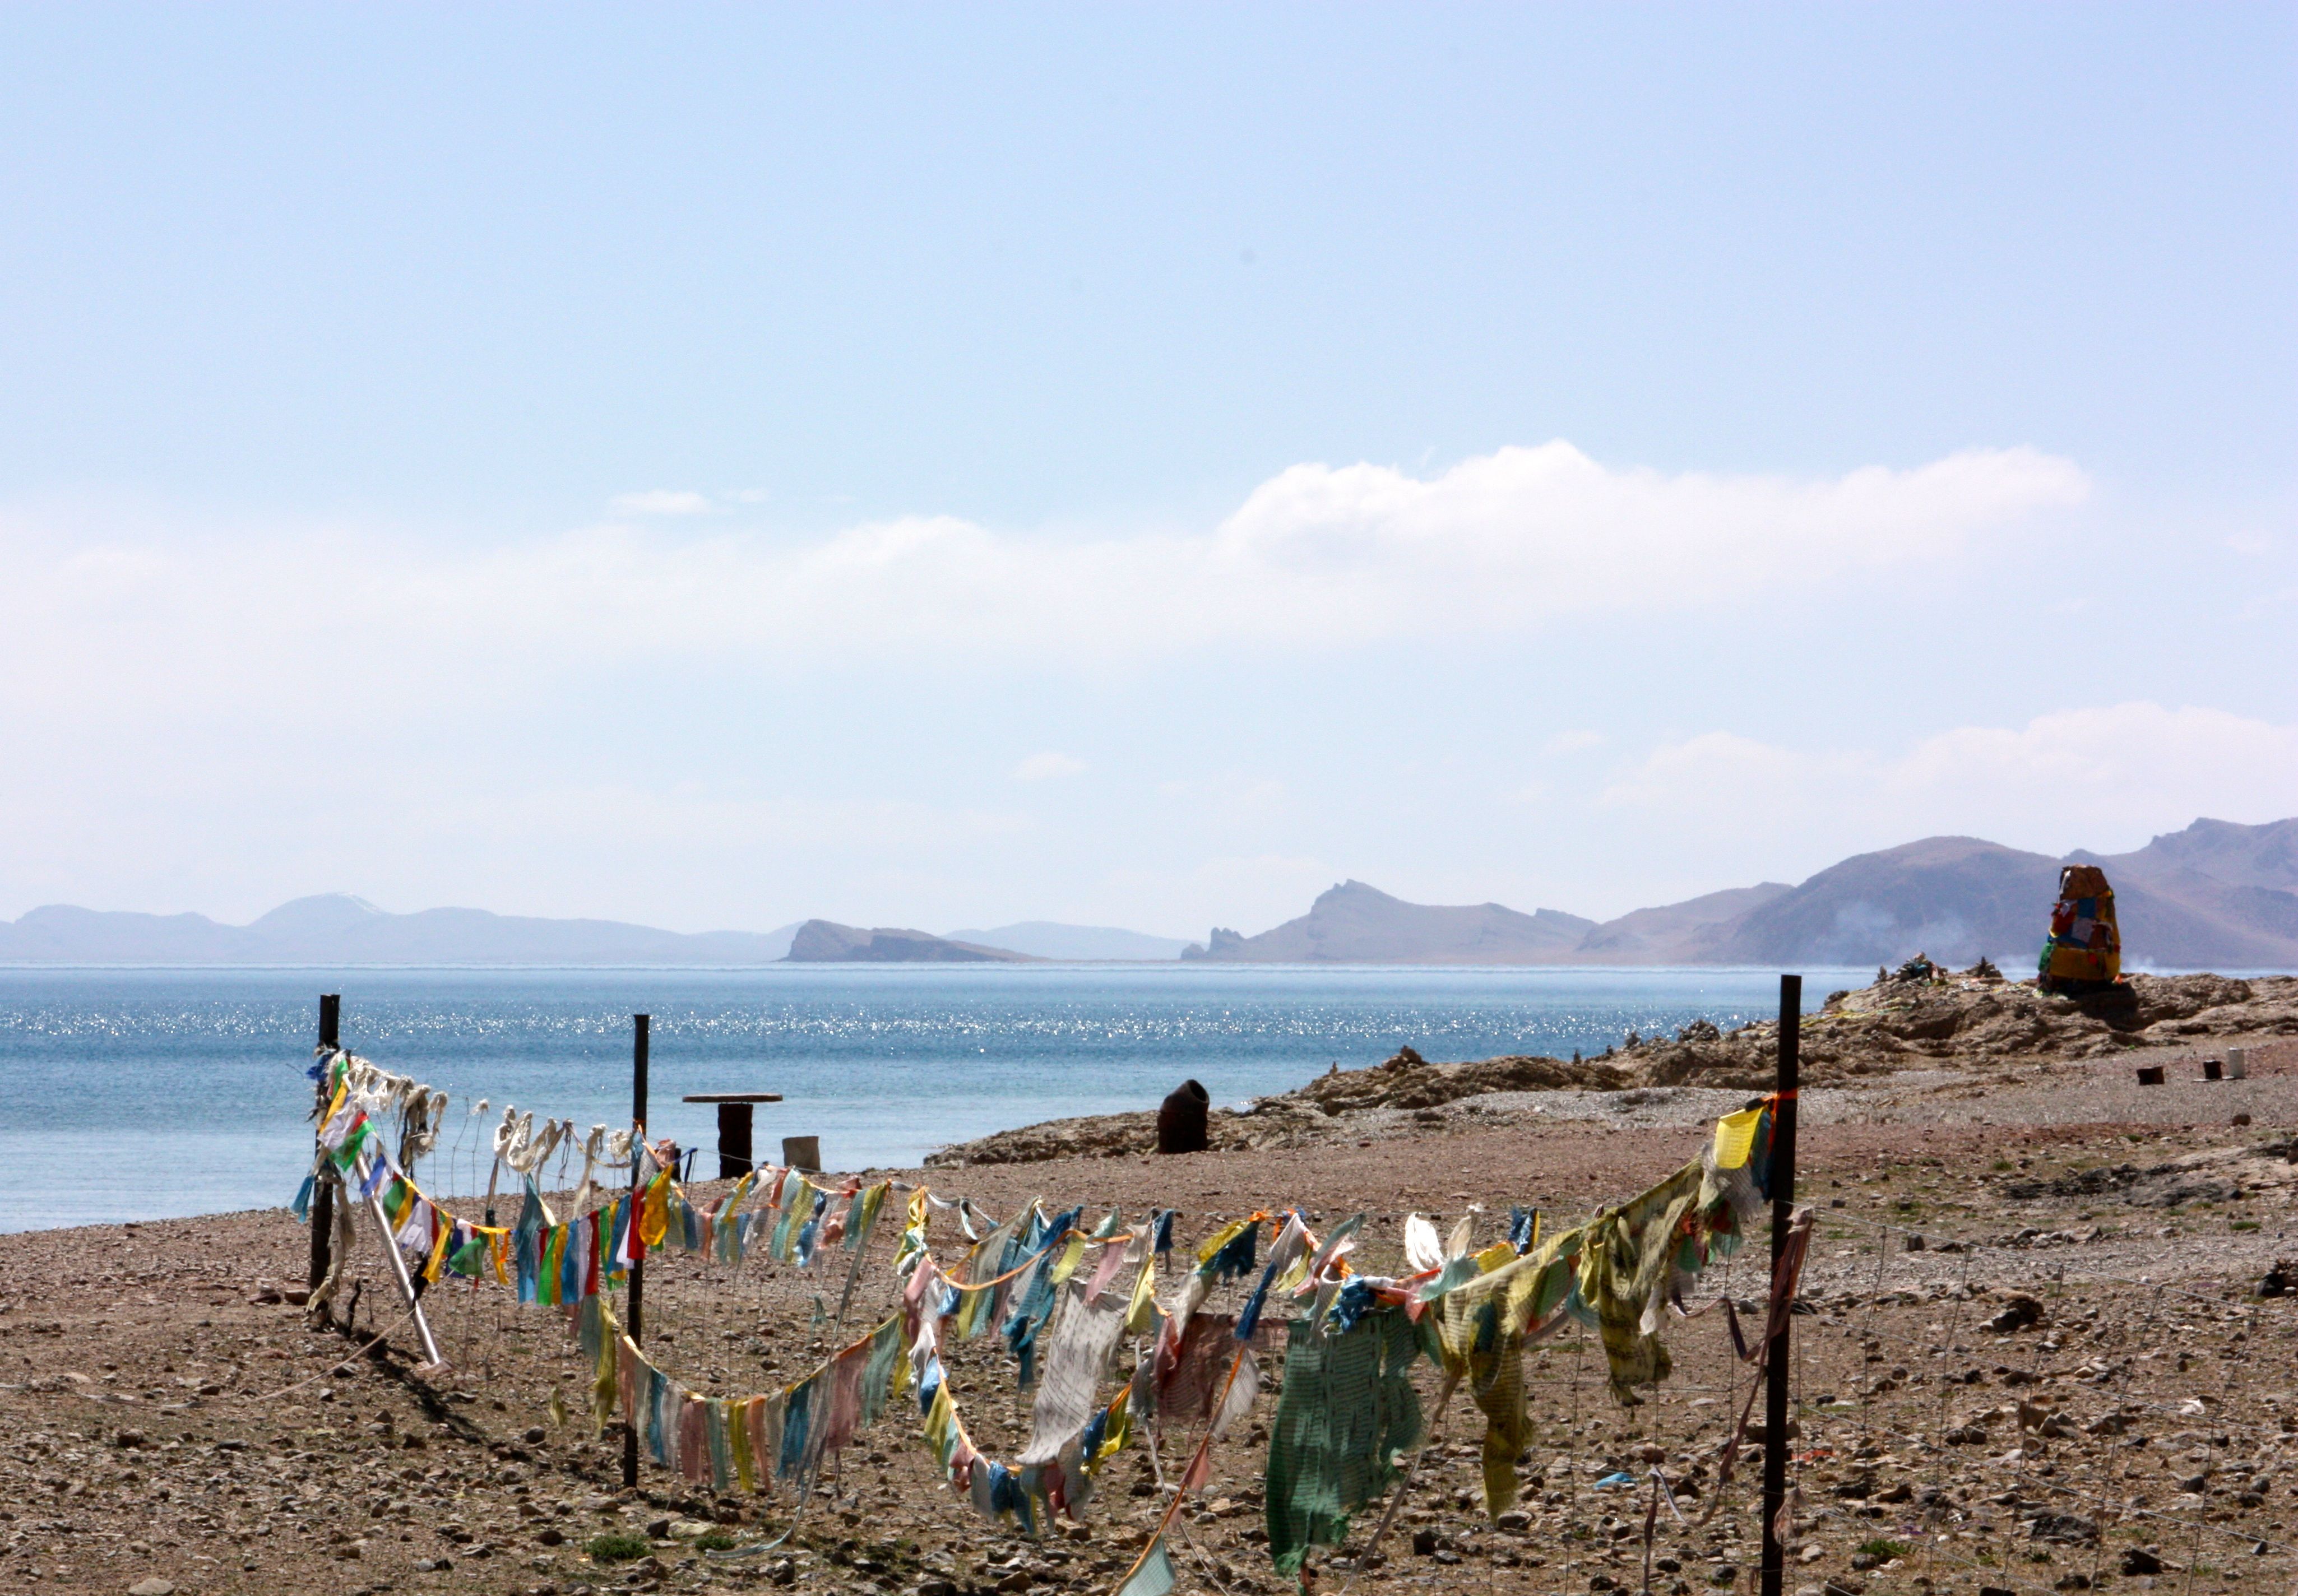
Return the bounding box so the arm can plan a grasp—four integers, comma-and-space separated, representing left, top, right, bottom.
1760, 973, 1802, 1596
622, 1013, 649, 1490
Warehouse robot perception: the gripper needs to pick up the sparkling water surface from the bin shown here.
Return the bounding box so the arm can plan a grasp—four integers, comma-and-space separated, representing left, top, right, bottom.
0, 965, 1847, 1232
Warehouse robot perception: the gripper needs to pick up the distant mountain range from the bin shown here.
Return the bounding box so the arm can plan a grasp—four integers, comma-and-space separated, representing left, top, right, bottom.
0, 895, 809, 966
0, 896, 1166, 967
3, 815, 2290, 969
1180, 817, 2298, 969
1184, 889, 1601, 963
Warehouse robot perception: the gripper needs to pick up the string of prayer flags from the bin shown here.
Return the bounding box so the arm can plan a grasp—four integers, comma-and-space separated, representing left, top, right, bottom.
901, 1214, 1153, 1535
293, 1041, 1807, 1574
589, 1293, 906, 1494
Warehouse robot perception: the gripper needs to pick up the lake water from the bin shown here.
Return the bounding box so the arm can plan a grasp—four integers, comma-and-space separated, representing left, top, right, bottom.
0, 965, 1852, 1232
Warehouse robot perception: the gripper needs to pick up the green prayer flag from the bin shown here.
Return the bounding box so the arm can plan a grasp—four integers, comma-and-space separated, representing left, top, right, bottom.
1263, 1309, 1424, 1574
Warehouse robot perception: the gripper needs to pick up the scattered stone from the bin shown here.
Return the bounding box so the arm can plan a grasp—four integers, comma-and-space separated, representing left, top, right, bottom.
2030, 1513, 2098, 1544
1986, 1295, 2046, 1333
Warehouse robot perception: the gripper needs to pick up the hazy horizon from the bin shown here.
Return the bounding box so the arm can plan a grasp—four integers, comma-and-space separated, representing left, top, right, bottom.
1, 6, 2291, 937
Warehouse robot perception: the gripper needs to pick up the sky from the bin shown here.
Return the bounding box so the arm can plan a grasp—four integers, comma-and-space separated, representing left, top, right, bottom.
1, 3, 2293, 940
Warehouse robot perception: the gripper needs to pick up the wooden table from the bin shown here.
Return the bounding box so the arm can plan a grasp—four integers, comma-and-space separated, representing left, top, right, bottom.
680, 1092, 784, 1179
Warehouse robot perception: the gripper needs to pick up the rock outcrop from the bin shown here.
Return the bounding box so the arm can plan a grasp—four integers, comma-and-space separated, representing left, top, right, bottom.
782, 921, 1034, 963
925, 970, 2298, 1166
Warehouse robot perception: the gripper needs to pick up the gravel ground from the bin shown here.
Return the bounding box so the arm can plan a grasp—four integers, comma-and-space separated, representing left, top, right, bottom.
4, 1028, 2297, 1596
1396, 1039, 2298, 1139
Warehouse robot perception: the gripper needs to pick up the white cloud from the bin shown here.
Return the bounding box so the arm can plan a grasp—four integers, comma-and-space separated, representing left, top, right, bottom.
1013, 751, 1086, 782
0, 442, 2091, 720
1208, 442, 2086, 626
675, 440, 2082, 652
1602, 703, 2298, 864
0, 444, 2129, 929
609, 489, 714, 516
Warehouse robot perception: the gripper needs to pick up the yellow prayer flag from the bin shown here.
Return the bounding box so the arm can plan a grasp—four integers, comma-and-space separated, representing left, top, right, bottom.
424, 1216, 453, 1282
1194, 1217, 1250, 1268
1096, 1388, 1132, 1464
731, 1395, 756, 1492
924, 1381, 956, 1462
1124, 1255, 1159, 1335
1712, 1107, 1762, 1171
640, 1172, 671, 1247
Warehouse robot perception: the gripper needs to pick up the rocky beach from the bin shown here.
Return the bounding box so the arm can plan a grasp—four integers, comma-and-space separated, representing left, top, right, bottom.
4, 968, 2297, 1596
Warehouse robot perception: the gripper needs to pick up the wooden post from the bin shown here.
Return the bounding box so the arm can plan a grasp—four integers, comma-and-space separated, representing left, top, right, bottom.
623, 1013, 648, 1490
1760, 973, 1802, 1596
307, 995, 341, 1302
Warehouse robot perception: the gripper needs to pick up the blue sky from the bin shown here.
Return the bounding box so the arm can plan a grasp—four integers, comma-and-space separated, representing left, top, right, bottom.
1, 4, 2292, 937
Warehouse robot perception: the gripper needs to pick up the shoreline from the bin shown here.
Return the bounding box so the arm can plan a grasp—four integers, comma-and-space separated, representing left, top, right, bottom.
2, 968, 2294, 1596
8, 1090, 2298, 1596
